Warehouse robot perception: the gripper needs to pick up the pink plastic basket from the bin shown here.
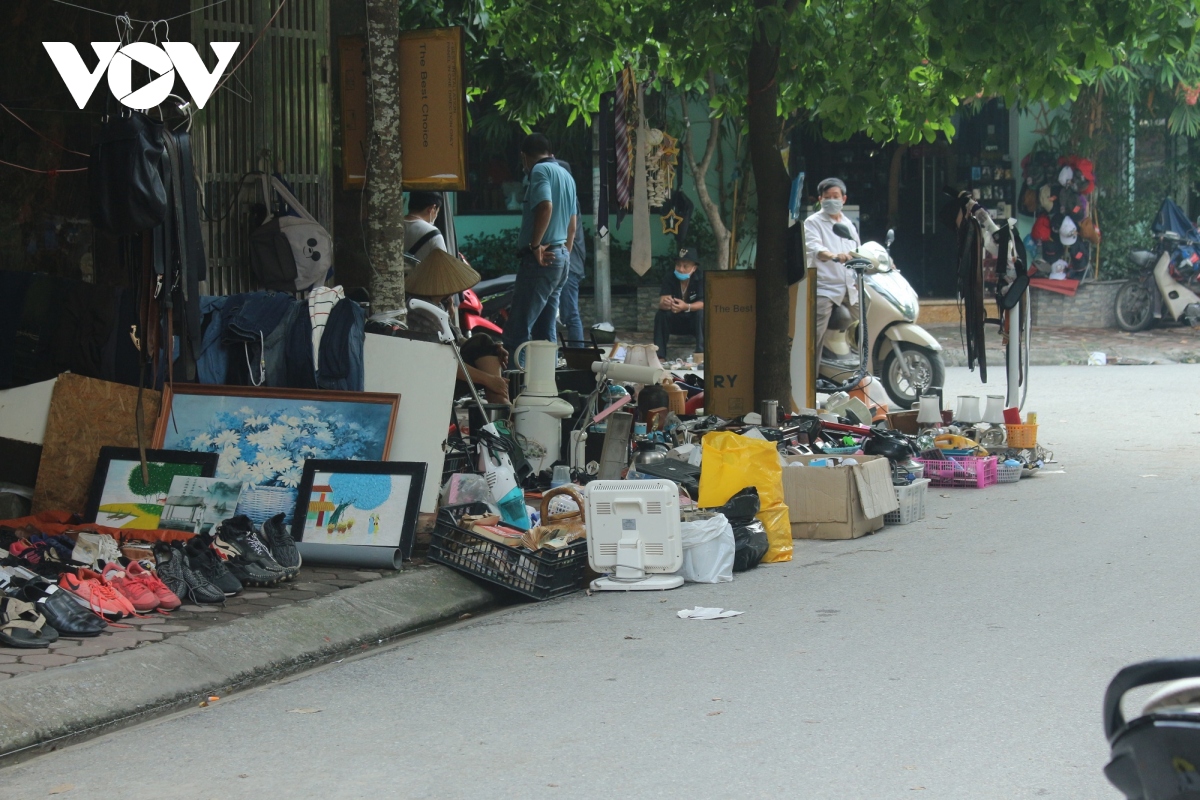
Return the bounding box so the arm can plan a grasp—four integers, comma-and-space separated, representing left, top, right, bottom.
915, 455, 998, 488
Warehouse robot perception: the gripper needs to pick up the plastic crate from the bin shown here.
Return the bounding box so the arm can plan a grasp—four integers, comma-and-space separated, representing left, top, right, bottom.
916, 455, 998, 488
997, 462, 1023, 484
429, 503, 589, 601
1005, 423, 1038, 449
885, 479, 930, 525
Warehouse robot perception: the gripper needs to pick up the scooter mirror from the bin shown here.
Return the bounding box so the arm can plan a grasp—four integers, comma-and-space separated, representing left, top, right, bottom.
832, 222, 854, 240
886, 229, 895, 247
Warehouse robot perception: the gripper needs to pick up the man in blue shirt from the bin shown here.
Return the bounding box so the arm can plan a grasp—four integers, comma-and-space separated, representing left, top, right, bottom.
503, 134, 579, 354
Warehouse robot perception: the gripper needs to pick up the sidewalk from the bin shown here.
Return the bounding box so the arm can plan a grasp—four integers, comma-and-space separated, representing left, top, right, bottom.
929, 323, 1200, 366
0, 563, 497, 761
630, 323, 1200, 367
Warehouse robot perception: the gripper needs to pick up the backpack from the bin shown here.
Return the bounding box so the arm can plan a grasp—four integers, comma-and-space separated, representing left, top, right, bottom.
249, 174, 332, 292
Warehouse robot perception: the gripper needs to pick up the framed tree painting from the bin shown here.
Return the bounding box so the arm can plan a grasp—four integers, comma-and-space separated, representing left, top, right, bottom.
84, 447, 219, 529
292, 460, 427, 562
153, 385, 401, 524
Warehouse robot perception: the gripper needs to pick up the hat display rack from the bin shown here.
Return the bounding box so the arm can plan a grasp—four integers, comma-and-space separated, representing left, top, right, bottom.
1021, 151, 1099, 281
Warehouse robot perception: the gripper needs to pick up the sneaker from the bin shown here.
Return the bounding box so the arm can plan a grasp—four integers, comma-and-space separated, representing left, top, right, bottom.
184, 536, 243, 597
58, 570, 134, 620
261, 513, 302, 574
216, 519, 289, 587
100, 563, 160, 613
122, 560, 182, 611
153, 543, 225, 606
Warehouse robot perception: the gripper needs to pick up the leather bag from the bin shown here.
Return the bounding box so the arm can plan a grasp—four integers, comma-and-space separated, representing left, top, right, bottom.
88, 112, 169, 235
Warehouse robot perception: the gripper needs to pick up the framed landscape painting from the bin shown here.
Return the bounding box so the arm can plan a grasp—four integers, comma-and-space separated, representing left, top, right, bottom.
292, 460, 426, 559
84, 448, 219, 529
153, 386, 401, 523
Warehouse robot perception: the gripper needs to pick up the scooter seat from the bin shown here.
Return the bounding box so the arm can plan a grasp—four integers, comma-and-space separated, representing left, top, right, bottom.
827, 304, 853, 331
1129, 250, 1158, 270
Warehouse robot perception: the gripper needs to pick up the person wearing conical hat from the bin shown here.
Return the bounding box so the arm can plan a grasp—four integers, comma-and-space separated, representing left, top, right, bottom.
406, 249, 511, 404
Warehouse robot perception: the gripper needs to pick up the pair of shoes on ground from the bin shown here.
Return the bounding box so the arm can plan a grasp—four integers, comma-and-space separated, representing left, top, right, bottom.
214, 513, 302, 589
154, 513, 301, 605
58, 561, 180, 620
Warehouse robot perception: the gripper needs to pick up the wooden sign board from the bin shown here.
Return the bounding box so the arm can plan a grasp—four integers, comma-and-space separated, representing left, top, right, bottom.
339, 36, 368, 189
398, 27, 468, 191
704, 271, 757, 418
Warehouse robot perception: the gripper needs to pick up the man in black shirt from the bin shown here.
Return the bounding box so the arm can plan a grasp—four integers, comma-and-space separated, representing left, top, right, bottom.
654, 248, 704, 357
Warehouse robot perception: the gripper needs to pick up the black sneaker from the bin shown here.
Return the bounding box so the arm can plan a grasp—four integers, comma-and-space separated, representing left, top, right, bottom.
215, 523, 287, 588
184, 535, 243, 597
153, 543, 225, 605
261, 513, 301, 574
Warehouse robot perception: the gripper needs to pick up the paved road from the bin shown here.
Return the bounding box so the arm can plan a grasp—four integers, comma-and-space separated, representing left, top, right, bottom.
2, 365, 1197, 800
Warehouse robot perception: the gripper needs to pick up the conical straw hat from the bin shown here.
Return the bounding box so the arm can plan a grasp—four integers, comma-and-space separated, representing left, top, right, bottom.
407, 248, 480, 296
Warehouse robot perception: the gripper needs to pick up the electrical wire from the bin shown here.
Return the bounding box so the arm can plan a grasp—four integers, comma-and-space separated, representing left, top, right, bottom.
47, 0, 229, 23
213, 0, 290, 95
0, 159, 86, 174
1, 104, 89, 157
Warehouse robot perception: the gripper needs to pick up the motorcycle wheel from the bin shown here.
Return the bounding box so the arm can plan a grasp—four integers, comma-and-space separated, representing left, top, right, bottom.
881, 345, 945, 410
1114, 281, 1155, 332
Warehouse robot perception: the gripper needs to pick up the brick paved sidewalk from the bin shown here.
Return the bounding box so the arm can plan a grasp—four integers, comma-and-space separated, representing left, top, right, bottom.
0, 565, 397, 678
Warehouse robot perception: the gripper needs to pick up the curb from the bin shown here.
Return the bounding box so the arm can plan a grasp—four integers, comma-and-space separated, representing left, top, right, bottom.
0, 565, 498, 762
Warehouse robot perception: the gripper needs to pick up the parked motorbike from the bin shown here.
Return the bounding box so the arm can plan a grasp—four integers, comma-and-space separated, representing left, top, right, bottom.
463, 273, 516, 336
1104, 657, 1200, 799
820, 225, 946, 409
1115, 230, 1200, 331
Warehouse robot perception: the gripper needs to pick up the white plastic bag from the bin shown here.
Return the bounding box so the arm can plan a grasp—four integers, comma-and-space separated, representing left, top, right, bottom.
678, 513, 735, 583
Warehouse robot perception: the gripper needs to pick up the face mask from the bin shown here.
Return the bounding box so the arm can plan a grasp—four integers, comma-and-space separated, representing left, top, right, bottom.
821, 198, 844, 215
674, 270, 692, 281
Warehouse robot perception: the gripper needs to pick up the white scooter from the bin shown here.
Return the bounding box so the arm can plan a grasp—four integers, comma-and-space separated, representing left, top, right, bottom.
820, 226, 946, 409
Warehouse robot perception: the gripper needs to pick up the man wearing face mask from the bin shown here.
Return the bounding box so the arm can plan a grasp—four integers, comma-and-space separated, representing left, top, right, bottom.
804, 177, 861, 363
502, 133, 578, 354
653, 248, 704, 358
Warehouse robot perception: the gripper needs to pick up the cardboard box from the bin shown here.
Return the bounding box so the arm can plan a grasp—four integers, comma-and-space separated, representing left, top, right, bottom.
781, 454, 900, 540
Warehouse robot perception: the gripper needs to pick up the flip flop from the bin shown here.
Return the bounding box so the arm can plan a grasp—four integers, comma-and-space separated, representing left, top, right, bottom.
0, 596, 59, 648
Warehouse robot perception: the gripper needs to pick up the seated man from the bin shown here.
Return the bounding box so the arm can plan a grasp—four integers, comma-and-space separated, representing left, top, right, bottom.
654, 248, 705, 358
405, 249, 510, 404
803, 177, 861, 364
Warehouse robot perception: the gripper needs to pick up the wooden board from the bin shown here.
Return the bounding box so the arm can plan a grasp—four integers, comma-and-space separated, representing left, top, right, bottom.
31, 375, 161, 515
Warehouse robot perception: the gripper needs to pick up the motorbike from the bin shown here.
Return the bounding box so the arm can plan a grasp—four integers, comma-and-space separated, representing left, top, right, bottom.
820, 225, 946, 409
1115, 230, 1200, 332
462, 273, 516, 337
1104, 657, 1200, 799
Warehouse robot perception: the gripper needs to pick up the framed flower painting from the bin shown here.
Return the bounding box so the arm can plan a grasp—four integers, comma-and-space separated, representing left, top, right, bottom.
153, 386, 401, 523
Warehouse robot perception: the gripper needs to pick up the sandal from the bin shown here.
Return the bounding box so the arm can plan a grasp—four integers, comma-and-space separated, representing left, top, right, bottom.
0, 596, 59, 648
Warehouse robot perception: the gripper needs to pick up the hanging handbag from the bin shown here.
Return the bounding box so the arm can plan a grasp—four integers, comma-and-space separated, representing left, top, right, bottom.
88, 111, 169, 235
249, 174, 333, 292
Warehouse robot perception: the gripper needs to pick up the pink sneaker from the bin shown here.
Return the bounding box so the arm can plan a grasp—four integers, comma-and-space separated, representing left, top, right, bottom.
59, 570, 133, 620
99, 564, 159, 613
125, 560, 181, 611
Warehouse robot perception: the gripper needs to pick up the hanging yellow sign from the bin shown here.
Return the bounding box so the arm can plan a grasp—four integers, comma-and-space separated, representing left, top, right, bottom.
398, 27, 468, 191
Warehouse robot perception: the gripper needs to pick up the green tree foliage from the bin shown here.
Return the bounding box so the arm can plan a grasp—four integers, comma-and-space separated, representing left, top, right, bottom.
404, 0, 1200, 402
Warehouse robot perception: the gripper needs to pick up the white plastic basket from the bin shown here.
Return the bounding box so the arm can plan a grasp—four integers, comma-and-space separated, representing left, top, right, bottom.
885, 479, 930, 525
997, 462, 1023, 484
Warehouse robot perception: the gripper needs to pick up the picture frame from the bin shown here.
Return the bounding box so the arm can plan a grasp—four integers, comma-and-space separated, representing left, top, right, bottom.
85, 447, 219, 529
292, 460, 427, 561
153, 385, 401, 524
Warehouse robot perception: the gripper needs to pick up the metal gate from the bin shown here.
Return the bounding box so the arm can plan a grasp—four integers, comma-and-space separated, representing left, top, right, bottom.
191, 0, 331, 295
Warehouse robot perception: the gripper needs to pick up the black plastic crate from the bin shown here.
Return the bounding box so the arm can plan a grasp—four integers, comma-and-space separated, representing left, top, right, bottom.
429, 502, 588, 601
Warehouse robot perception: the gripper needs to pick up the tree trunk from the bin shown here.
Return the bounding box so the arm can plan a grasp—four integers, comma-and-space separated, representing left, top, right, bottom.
681, 90, 732, 270
747, 0, 792, 408
365, 0, 406, 315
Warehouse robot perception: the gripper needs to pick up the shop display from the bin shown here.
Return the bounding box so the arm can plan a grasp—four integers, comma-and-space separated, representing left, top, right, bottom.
1023, 150, 1097, 281
292, 459, 426, 564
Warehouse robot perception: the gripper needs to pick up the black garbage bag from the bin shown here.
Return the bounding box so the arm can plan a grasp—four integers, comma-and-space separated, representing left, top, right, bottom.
732, 520, 769, 572
706, 487, 766, 572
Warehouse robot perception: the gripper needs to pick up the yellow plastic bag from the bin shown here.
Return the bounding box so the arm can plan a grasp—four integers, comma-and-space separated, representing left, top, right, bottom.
697, 431, 792, 563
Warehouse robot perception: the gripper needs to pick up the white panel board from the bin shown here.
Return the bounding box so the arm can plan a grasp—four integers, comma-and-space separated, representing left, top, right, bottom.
0, 377, 57, 444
